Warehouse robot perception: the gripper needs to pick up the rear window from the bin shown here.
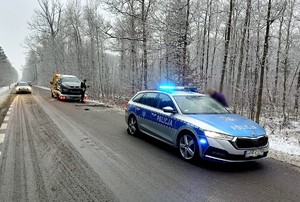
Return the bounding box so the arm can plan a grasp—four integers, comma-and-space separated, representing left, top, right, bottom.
61, 76, 80, 83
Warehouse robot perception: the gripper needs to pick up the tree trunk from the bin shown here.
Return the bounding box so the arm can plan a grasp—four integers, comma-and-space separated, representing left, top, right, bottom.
142, 0, 148, 90
255, 0, 272, 124
182, 0, 190, 85
220, 0, 233, 92
201, 0, 208, 80
295, 67, 300, 114
233, 0, 251, 112
210, 3, 220, 87
274, 16, 284, 103
205, 0, 212, 86
282, 0, 294, 124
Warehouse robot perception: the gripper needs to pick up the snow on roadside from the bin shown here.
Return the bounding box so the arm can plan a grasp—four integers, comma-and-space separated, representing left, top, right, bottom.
0, 86, 10, 104
261, 117, 300, 167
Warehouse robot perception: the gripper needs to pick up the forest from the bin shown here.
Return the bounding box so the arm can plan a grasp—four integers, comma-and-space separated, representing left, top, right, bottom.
22, 0, 300, 124
0, 46, 18, 87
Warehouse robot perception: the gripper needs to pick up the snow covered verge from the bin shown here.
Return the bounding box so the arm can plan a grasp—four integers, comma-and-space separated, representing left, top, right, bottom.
0, 86, 10, 104
261, 117, 300, 168
6, 86, 300, 168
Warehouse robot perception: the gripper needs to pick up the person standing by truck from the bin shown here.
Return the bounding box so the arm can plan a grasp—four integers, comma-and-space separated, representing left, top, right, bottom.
80, 79, 87, 103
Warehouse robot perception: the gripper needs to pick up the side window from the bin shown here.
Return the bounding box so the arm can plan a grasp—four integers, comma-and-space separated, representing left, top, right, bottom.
132, 93, 145, 103
141, 93, 158, 107
158, 94, 175, 110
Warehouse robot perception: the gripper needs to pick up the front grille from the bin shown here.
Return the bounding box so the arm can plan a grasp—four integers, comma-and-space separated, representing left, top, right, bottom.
204, 147, 268, 161
234, 136, 268, 149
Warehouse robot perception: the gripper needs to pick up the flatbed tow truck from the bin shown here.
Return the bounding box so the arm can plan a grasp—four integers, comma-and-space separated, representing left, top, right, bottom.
50, 74, 84, 101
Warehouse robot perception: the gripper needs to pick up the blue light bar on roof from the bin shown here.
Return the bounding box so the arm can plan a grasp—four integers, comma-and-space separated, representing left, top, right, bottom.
159, 85, 183, 90
159, 85, 198, 92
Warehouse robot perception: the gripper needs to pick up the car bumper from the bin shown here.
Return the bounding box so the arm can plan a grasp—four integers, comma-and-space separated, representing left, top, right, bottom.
201, 137, 269, 162
58, 94, 82, 101
16, 88, 31, 93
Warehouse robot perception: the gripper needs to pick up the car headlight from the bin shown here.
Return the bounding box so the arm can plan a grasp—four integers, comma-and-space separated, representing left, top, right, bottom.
204, 131, 233, 140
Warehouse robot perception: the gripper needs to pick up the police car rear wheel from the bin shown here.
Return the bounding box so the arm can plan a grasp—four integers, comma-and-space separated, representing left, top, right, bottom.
179, 134, 198, 161
127, 116, 139, 135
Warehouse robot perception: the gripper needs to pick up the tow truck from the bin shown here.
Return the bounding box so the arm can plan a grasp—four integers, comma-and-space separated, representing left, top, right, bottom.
50, 74, 84, 101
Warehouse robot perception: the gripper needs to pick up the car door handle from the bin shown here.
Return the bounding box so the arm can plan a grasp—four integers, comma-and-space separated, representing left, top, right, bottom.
136, 107, 141, 111
152, 113, 157, 117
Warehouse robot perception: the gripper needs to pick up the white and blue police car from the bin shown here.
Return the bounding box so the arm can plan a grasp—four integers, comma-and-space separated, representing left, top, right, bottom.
125, 86, 269, 162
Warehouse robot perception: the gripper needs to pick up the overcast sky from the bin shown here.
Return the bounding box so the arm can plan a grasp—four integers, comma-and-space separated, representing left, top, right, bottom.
0, 0, 39, 77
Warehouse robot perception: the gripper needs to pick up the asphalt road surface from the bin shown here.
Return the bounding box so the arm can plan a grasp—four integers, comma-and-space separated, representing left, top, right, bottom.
0, 86, 300, 202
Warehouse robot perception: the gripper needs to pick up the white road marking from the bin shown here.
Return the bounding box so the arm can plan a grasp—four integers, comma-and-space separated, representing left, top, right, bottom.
6, 111, 10, 115
0, 134, 5, 144
0, 123, 8, 130
4, 116, 9, 121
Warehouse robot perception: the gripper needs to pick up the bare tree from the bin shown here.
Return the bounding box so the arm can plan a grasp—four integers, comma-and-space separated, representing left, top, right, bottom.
282, 0, 295, 124
233, 0, 251, 112
0, 46, 18, 85
28, 0, 63, 73
220, 0, 234, 93
255, 0, 273, 124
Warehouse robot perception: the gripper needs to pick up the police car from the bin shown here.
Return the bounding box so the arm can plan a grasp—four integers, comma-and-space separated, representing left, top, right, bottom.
125, 86, 269, 162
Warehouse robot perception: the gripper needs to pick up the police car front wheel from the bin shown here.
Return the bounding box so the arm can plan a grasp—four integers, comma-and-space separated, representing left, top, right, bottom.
179, 134, 198, 161
127, 116, 139, 135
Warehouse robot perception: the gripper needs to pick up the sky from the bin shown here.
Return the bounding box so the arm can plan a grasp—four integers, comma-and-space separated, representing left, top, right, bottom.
0, 0, 39, 78
0, 0, 110, 79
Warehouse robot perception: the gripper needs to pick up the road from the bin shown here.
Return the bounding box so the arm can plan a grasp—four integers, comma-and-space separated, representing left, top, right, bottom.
0, 86, 300, 202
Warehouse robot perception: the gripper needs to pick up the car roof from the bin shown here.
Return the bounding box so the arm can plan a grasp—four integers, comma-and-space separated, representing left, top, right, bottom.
137, 90, 205, 96
61, 75, 77, 77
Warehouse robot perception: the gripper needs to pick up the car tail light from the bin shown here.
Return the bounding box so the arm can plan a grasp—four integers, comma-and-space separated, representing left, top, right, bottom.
84, 95, 88, 100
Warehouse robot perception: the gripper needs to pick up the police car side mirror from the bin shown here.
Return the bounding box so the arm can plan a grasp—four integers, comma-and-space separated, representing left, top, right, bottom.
162, 106, 175, 113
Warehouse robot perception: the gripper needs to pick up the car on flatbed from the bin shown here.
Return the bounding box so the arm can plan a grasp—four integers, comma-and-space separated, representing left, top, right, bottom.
50, 74, 82, 101
125, 86, 269, 163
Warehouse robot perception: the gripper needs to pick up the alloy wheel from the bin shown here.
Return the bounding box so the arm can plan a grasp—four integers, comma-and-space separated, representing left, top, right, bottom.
128, 116, 138, 135
179, 134, 196, 160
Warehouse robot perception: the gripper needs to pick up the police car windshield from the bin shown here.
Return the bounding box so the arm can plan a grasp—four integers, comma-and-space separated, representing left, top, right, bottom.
61, 77, 80, 83
173, 95, 229, 114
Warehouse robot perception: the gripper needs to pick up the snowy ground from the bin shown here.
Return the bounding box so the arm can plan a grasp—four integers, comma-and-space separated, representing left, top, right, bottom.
261, 117, 300, 167
0, 86, 10, 103
1, 86, 300, 167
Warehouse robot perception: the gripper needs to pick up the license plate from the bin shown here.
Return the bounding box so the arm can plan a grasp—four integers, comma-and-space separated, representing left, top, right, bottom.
245, 149, 264, 158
